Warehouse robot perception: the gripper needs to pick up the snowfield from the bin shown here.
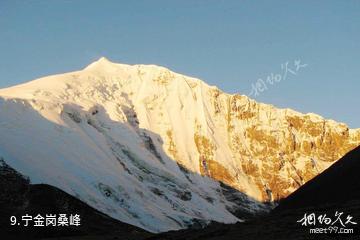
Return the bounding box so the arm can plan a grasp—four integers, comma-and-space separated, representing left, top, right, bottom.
0, 57, 358, 232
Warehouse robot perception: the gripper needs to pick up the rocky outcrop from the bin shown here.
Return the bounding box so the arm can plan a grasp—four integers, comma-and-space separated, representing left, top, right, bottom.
220, 93, 360, 201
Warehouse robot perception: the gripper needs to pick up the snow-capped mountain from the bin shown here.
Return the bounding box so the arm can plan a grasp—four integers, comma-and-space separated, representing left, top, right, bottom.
0, 57, 359, 232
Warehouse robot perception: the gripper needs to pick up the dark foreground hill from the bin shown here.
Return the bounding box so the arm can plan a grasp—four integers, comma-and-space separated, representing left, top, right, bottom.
0, 159, 152, 240
149, 146, 360, 240
276, 145, 360, 210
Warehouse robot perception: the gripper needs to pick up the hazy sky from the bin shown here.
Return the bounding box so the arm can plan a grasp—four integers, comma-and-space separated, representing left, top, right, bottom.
0, 1, 359, 127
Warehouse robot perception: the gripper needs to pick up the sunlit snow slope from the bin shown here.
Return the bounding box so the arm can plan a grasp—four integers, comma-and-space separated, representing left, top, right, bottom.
0, 57, 359, 232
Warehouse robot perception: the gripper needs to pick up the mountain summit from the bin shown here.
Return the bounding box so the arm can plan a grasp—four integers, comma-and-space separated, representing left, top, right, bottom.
0, 58, 359, 232
84, 57, 120, 71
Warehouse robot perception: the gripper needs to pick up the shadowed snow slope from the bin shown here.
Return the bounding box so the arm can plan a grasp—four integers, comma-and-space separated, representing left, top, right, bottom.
0, 57, 359, 232
0, 159, 152, 239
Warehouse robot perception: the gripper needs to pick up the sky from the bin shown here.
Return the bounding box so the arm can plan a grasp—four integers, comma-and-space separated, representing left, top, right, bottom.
0, 0, 359, 128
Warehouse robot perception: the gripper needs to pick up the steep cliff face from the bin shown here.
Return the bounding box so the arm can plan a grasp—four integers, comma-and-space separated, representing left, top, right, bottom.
0, 57, 359, 231
222, 95, 360, 201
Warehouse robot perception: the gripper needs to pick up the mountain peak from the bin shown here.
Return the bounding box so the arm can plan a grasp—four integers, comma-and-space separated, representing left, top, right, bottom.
97, 56, 111, 63
84, 56, 118, 71
1, 58, 360, 232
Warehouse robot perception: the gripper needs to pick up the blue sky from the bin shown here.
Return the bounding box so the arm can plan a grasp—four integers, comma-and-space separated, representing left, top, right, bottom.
0, 0, 359, 127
